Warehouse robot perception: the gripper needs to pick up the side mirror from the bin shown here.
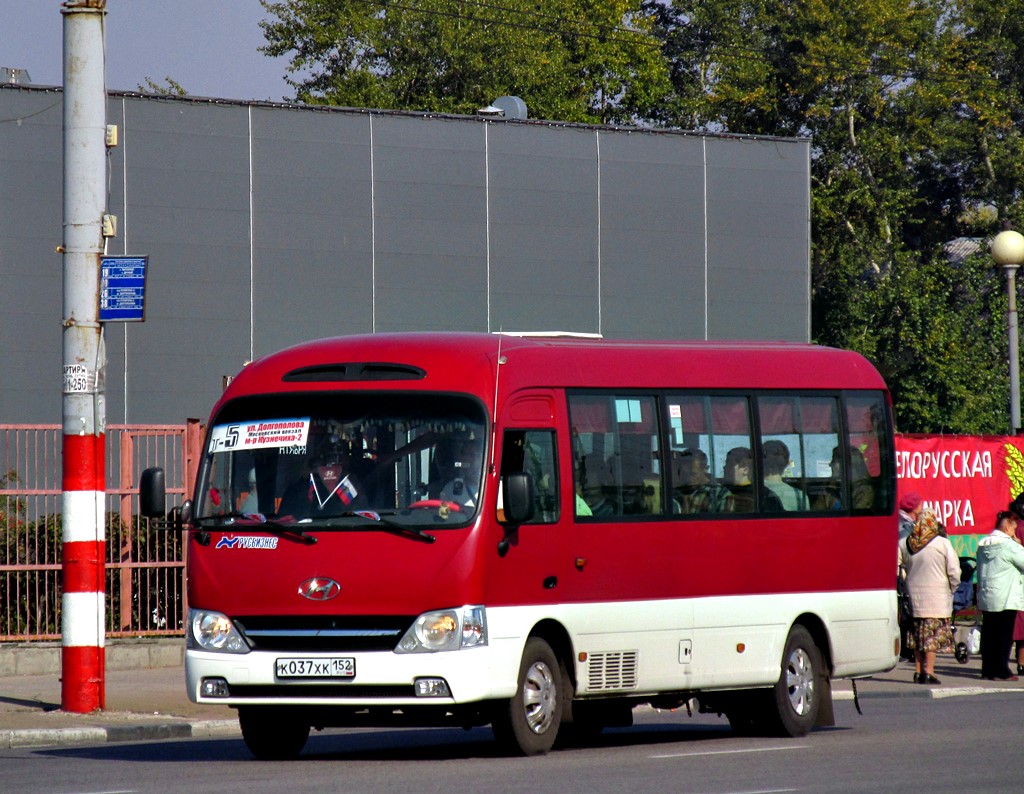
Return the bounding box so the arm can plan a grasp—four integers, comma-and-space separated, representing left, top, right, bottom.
501, 471, 536, 525
139, 467, 166, 518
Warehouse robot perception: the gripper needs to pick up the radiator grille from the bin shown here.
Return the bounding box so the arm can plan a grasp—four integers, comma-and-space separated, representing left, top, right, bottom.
586, 650, 639, 691
233, 615, 413, 652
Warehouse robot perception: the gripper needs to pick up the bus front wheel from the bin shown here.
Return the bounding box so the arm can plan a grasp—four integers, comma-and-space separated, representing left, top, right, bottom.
768, 625, 821, 737
492, 637, 563, 755
239, 707, 310, 760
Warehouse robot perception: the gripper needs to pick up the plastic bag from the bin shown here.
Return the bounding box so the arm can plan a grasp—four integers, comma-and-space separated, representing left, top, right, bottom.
967, 626, 981, 655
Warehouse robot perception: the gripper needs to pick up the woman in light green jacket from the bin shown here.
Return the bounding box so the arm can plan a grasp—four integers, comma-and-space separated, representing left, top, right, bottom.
976, 511, 1024, 680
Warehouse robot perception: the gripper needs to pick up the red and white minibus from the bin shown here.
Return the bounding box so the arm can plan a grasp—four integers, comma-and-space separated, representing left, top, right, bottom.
141, 332, 899, 758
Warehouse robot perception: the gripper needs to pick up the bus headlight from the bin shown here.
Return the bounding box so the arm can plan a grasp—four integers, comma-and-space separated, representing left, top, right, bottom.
188, 608, 249, 653
396, 606, 487, 653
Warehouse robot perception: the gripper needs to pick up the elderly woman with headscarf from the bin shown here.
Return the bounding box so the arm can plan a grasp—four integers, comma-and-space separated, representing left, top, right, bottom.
897, 509, 960, 684
896, 491, 924, 660
976, 507, 1024, 681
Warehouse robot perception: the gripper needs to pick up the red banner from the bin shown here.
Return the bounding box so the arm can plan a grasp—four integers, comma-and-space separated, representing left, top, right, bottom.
896, 434, 1024, 556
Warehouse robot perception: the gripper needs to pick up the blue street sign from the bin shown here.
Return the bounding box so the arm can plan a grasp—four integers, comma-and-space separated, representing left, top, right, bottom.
100, 256, 148, 322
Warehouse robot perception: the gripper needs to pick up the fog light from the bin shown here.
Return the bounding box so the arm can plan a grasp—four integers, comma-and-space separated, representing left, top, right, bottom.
414, 677, 451, 697
200, 677, 230, 698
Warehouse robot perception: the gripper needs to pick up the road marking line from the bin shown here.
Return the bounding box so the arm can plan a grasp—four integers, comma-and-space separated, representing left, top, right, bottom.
72, 790, 138, 794
651, 745, 811, 759
706, 790, 798, 794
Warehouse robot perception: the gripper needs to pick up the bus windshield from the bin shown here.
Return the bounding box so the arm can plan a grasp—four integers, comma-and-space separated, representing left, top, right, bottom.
195, 392, 487, 528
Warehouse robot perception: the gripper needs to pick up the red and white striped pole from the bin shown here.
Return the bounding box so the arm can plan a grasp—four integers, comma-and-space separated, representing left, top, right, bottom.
61, 0, 108, 713
60, 436, 106, 712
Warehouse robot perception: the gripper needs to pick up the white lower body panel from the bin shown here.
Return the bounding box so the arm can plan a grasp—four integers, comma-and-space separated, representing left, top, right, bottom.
187, 589, 897, 710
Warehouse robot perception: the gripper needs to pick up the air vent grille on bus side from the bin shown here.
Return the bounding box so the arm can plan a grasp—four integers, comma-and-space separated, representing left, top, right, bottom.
586, 651, 639, 691
282, 362, 426, 382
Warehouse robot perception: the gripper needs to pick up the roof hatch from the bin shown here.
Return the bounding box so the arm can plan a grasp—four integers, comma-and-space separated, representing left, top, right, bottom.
282, 362, 426, 383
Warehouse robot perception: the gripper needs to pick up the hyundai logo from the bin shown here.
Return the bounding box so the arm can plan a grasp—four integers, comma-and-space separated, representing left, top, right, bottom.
298, 577, 341, 601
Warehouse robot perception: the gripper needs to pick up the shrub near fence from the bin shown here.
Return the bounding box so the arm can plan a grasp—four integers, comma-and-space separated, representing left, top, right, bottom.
0, 423, 201, 641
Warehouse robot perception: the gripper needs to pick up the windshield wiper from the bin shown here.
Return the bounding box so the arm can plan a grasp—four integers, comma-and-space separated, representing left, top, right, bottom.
193, 513, 317, 545
340, 510, 436, 544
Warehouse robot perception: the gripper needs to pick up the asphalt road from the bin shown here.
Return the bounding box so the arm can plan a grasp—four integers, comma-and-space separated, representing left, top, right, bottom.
1, 692, 1020, 793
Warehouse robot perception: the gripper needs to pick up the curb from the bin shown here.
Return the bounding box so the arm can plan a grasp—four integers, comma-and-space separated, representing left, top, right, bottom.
930, 685, 1024, 700
834, 684, 1024, 700
0, 719, 239, 750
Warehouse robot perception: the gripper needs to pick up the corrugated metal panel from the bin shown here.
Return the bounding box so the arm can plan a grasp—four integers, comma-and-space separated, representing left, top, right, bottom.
0, 86, 811, 426
706, 136, 810, 341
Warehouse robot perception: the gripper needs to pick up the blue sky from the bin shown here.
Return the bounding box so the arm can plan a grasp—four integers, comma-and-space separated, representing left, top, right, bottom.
1, 1, 294, 101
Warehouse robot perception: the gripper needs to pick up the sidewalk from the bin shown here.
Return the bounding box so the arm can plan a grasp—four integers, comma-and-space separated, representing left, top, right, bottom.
0, 639, 238, 749
2, 641, 1023, 750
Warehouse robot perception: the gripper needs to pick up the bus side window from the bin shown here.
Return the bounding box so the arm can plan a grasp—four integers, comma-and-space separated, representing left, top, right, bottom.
759, 395, 840, 512
569, 394, 662, 518
667, 394, 751, 515
844, 393, 891, 514
499, 430, 559, 523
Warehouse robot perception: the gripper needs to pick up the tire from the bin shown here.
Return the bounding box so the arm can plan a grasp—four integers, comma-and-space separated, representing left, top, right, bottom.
492, 637, 563, 755
955, 642, 969, 664
766, 625, 822, 738
239, 707, 310, 760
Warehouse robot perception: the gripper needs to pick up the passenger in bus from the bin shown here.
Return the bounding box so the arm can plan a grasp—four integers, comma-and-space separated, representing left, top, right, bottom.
848, 446, 875, 509
238, 468, 259, 515
577, 453, 615, 515
722, 447, 752, 512
723, 447, 783, 513
435, 431, 483, 510
813, 445, 874, 510
573, 453, 594, 516
675, 448, 734, 514
762, 440, 808, 511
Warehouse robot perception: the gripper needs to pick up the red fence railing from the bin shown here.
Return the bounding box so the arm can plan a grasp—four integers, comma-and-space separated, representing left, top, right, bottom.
0, 421, 202, 640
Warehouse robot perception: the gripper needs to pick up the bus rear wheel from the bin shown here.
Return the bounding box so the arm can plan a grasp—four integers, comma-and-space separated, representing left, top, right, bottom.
239, 707, 310, 760
767, 625, 821, 737
492, 637, 563, 755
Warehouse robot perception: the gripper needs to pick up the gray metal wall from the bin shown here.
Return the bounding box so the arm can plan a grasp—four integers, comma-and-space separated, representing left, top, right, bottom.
1, 86, 810, 425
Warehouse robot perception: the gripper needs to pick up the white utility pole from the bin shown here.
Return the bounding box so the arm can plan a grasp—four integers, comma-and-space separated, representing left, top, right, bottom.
60, 0, 108, 713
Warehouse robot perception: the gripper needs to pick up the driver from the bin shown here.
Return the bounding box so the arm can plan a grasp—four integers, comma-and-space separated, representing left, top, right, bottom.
279, 433, 361, 518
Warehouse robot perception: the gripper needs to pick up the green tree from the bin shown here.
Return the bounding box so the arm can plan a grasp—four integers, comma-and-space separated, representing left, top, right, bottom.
649, 0, 1024, 432
929, 0, 1024, 232
139, 77, 188, 96
259, 0, 671, 123
257, 0, 1024, 431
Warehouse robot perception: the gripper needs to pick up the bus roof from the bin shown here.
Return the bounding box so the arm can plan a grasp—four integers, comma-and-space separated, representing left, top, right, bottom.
218, 333, 887, 411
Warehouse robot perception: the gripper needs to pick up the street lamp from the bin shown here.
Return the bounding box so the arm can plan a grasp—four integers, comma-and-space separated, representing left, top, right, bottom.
992, 230, 1024, 433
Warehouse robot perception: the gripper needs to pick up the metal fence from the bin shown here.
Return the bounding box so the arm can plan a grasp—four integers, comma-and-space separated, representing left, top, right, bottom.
0, 421, 202, 641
